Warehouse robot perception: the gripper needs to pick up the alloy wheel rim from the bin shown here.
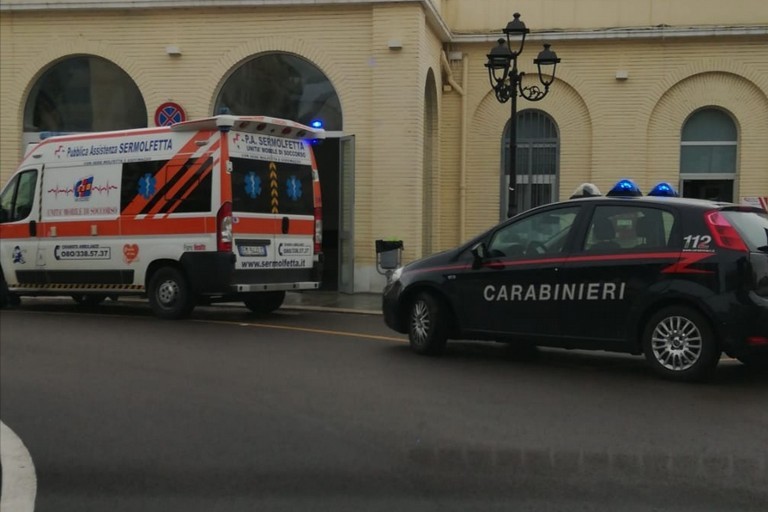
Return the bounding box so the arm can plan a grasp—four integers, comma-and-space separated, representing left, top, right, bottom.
158, 280, 179, 306
411, 300, 430, 345
651, 315, 703, 372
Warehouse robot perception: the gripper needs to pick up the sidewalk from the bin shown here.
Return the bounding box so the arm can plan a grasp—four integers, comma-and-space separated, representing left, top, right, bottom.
283, 290, 382, 315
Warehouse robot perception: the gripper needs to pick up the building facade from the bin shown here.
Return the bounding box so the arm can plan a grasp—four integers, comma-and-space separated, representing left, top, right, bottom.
2, 0, 767, 292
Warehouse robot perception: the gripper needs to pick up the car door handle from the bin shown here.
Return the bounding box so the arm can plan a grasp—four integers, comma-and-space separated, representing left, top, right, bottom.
282, 217, 289, 234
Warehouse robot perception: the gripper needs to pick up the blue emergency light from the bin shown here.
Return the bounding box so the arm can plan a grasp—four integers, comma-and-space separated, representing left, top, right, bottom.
310, 119, 324, 129
607, 179, 642, 197
648, 182, 679, 197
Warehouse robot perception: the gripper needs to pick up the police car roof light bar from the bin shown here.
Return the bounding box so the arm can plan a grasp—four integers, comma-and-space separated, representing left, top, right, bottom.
648, 182, 679, 197
607, 179, 642, 197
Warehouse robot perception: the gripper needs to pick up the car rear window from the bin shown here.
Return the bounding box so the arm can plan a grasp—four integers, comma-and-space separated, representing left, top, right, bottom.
722, 211, 768, 250
231, 157, 314, 215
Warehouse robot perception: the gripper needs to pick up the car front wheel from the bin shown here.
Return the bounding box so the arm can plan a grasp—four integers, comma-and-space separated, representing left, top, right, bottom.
408, 292, 448, 356
642, 305, 720, 382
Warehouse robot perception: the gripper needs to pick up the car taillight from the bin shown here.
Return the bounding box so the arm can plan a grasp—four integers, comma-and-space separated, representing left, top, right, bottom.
217, 201, 232, 252
314, 206, 323, 254
705, 211, 748, 252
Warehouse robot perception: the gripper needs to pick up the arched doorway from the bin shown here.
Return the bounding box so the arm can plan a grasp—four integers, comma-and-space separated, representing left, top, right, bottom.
24, 56, 146, 145
500, 109, 559, 219
680, 107, 737, 202
216, 53, 347, 290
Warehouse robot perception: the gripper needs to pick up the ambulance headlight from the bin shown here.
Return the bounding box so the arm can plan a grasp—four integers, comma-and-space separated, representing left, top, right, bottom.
648, 182, 679, 197
607, 179, 642, 197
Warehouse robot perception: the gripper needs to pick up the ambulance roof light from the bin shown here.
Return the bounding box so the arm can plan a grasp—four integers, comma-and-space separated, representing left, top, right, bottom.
310, 119, 323, 129
569, 183, 602, 199
607, 179, 642, 197
648, 182, 679, 197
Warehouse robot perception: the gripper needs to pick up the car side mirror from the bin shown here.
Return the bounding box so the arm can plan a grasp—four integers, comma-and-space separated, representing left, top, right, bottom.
470, 242, 487, 268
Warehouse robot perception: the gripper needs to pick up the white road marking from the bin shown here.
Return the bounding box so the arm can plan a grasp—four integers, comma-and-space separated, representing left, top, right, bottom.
0, 421, 37, 512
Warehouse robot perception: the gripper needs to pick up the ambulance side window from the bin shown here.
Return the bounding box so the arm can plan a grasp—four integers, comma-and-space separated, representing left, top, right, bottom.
488, 206, 580, 258
121, 160, 167, 210
0, 170, 37, 223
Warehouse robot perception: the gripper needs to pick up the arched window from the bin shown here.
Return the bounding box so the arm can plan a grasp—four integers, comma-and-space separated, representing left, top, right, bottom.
680, 108, 737, 202
24, 56, 147, 136
215, 53, 342, 130
501, 109, 559, 218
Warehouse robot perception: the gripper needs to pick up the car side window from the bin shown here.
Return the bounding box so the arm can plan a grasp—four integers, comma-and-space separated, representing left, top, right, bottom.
488, 207, 580, 258
0, 170, 37, 223
582, 205, 675, 253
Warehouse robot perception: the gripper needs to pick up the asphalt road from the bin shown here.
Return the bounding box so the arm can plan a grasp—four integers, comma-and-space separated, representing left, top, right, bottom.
1, 299, 767, 511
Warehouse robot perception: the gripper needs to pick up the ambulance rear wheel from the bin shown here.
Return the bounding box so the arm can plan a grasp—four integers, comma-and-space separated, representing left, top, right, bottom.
243, 291, 285, 316
408, 292, 448, 356
148, 267, 195, 320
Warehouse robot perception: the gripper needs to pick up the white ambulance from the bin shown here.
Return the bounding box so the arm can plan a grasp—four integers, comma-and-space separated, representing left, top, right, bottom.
0, 115, 325, 319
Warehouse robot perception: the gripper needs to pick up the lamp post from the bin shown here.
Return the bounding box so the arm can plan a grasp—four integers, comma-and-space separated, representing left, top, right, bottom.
486, 13, 561, 218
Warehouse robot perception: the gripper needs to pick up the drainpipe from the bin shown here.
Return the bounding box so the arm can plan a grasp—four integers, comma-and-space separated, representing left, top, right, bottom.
440, 50, 468, 241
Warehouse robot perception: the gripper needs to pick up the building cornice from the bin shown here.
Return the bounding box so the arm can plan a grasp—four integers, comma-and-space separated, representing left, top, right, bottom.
460, 25, 768, 43
1, 1, 765, 43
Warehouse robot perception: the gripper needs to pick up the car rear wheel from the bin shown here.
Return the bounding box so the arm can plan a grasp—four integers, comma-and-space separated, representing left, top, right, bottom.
642, 305, 720, 382
408, 292, 448, 355
243, 291, 286, 316
148, 267, 195, 320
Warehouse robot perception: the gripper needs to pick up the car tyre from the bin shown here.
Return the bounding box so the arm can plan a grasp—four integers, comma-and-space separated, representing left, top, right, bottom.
642, 305, 720, 382
408, 292, 448, 356
148, 267, 195, 320
243, 291, 286, 316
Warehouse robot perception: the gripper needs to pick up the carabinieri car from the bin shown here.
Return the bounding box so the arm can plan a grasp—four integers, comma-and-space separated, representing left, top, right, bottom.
383, 180, 768, 382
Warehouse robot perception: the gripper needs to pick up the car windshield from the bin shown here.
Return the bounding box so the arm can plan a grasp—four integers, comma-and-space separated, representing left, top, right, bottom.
722, 211, 768, 250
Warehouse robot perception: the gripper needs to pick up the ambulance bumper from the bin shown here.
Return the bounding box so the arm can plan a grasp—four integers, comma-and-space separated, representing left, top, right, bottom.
235, 282, 320, 292
181, 251, 322, 295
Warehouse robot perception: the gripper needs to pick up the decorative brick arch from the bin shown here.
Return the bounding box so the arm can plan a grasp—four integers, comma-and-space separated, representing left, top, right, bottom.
465, 76, 591, 233
204, 38, 350, 123
13, 41, 149, 128
646, 71, 768, 196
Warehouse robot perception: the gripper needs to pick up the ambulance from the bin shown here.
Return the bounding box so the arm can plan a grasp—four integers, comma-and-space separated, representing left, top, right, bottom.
0, 115, 325, 319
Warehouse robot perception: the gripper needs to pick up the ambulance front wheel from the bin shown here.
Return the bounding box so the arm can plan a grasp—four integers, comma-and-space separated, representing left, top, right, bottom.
408, 292, 448, 356
148, 266, 196, 320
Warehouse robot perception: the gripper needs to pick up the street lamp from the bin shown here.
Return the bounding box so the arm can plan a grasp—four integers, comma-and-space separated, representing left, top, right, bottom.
486, 12, 561, 218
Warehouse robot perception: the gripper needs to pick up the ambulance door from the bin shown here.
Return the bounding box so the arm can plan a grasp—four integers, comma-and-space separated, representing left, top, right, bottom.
230, 155, 278, 271
0, 167, 42, 287
271, 154, 316, 275
37, 163, 123, 286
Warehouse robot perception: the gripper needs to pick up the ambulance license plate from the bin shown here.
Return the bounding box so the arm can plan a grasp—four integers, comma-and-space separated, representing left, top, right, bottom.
238, 245, 267, 257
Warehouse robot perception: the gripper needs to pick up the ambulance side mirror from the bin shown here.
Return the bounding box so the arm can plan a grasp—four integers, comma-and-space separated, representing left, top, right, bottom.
470, 242, 487, 268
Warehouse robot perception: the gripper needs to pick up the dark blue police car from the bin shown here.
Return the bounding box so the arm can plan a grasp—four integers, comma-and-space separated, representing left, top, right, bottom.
383, 180, 768, 382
